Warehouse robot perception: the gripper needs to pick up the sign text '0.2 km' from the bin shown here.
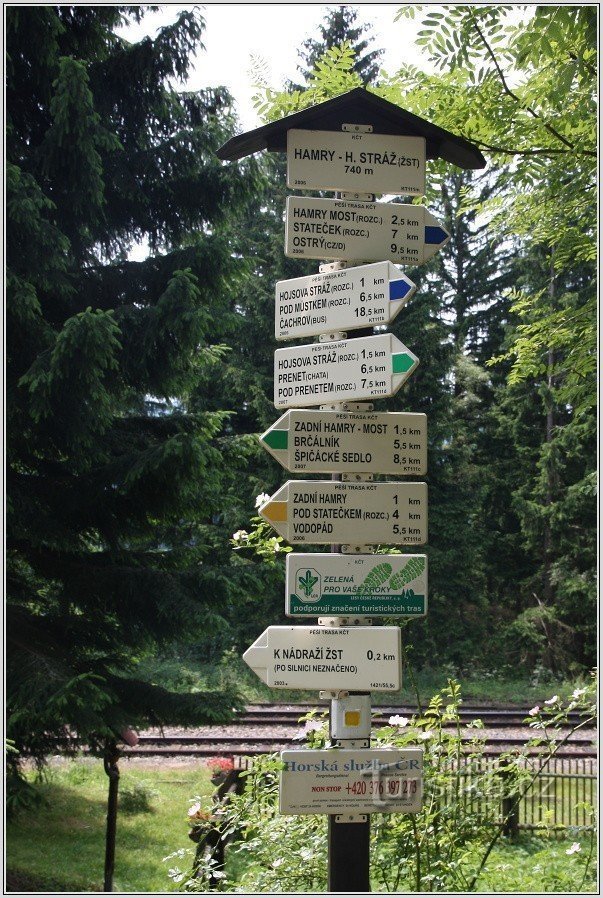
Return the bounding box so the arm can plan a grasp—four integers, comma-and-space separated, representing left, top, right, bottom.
243, 625, 401, 691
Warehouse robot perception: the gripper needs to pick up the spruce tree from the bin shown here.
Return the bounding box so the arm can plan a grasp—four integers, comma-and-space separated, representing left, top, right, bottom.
295, 5, 383, 86
6, 6, 259, 769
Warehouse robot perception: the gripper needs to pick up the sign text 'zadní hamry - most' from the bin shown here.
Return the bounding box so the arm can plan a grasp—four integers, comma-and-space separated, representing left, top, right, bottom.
260, 409, 427, 475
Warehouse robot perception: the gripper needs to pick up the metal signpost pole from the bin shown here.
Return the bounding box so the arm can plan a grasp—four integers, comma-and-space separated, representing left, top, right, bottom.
221, 88, 485, 896
325, 186, 372, 892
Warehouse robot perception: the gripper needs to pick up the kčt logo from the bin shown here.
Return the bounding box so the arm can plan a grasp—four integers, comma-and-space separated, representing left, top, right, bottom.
297, 568, 321, 602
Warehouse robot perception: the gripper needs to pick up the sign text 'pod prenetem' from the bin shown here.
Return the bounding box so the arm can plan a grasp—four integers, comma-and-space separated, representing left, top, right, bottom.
274, 333, 418, 409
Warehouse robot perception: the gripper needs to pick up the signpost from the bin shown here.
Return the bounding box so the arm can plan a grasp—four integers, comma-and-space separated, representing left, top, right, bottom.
260, 409, 427, 475
260, 480, 427, 546
287, 129, 426, 195
218, 87, 486, 893
286, 552, 427, 618
274, 333, 418, 409
285, 196, 449, 264
275, 261, 416, 339
242, 625, 401, 692
280, 748, 423, 815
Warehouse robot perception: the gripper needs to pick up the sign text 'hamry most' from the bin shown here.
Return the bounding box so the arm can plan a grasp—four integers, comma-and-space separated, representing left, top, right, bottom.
285, 196, 449, 265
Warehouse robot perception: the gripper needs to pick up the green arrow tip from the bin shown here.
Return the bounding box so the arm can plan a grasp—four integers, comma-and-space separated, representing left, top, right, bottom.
392, 353, 416, 374
263, 429, 288, 450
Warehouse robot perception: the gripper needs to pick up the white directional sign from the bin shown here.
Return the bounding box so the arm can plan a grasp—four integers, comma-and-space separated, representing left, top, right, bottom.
280, 748, 423, 815
275, 261, 416, 340
287, 129, 426, 196
242, 625, 401, 691
260, 481, 427, 546
286, 553, 427, 618
274, 333, 418, 409
285, 196, 449, 265
260, 409, 427, 475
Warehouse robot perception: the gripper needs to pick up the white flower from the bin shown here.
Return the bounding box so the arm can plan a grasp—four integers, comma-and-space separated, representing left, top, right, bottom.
255, 492, 270, 508
566, 842, 582, 855
231, 529, 249, 543
388, 715, 409, 727
544, 695, 558, 705
303, 719, 324, 734
529, 705, 540, 716
419, 730, 433, 740
187, 802, 201, 818
572, 687, 587, 699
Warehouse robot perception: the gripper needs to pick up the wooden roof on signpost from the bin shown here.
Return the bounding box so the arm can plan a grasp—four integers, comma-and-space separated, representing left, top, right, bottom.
216, 87, 486, 170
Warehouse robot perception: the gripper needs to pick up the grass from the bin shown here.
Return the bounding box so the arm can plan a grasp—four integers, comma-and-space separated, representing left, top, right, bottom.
7, 758, 596, 893
6, 758, 212, 893
366, 835, 598, 893
473, 834, 598, 893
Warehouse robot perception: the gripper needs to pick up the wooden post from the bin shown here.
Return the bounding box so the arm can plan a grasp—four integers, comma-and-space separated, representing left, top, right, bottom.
103, 742, 120, 892
500, 760, 520, 838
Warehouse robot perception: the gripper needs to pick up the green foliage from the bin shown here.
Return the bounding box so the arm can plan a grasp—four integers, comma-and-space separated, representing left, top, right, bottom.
119, 779, 160, 815
169, 676, 597, 892
6, 760, 215, 892
388, 5, 596, 414
252, 42, 363, 120
6, 5, 261, 777
295, 5, 384, 87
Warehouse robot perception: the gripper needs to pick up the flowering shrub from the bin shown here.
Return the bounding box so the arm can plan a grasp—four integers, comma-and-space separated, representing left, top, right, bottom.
166, 675, 597, 892
187, 803, 213, 823
230, 494, 292, 562
205, 757, 234, 776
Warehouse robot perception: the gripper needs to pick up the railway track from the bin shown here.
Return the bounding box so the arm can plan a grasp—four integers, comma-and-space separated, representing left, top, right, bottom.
120, 704, 597, 760
236, 705, 590, 728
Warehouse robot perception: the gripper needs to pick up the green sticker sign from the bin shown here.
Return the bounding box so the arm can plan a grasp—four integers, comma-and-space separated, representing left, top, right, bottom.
286, 553, 427, 617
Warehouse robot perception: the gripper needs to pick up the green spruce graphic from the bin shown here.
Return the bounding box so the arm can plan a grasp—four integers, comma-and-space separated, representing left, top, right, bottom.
361, 562, 393, 588
388, 557, 425, 590
298, 569, 319, 597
